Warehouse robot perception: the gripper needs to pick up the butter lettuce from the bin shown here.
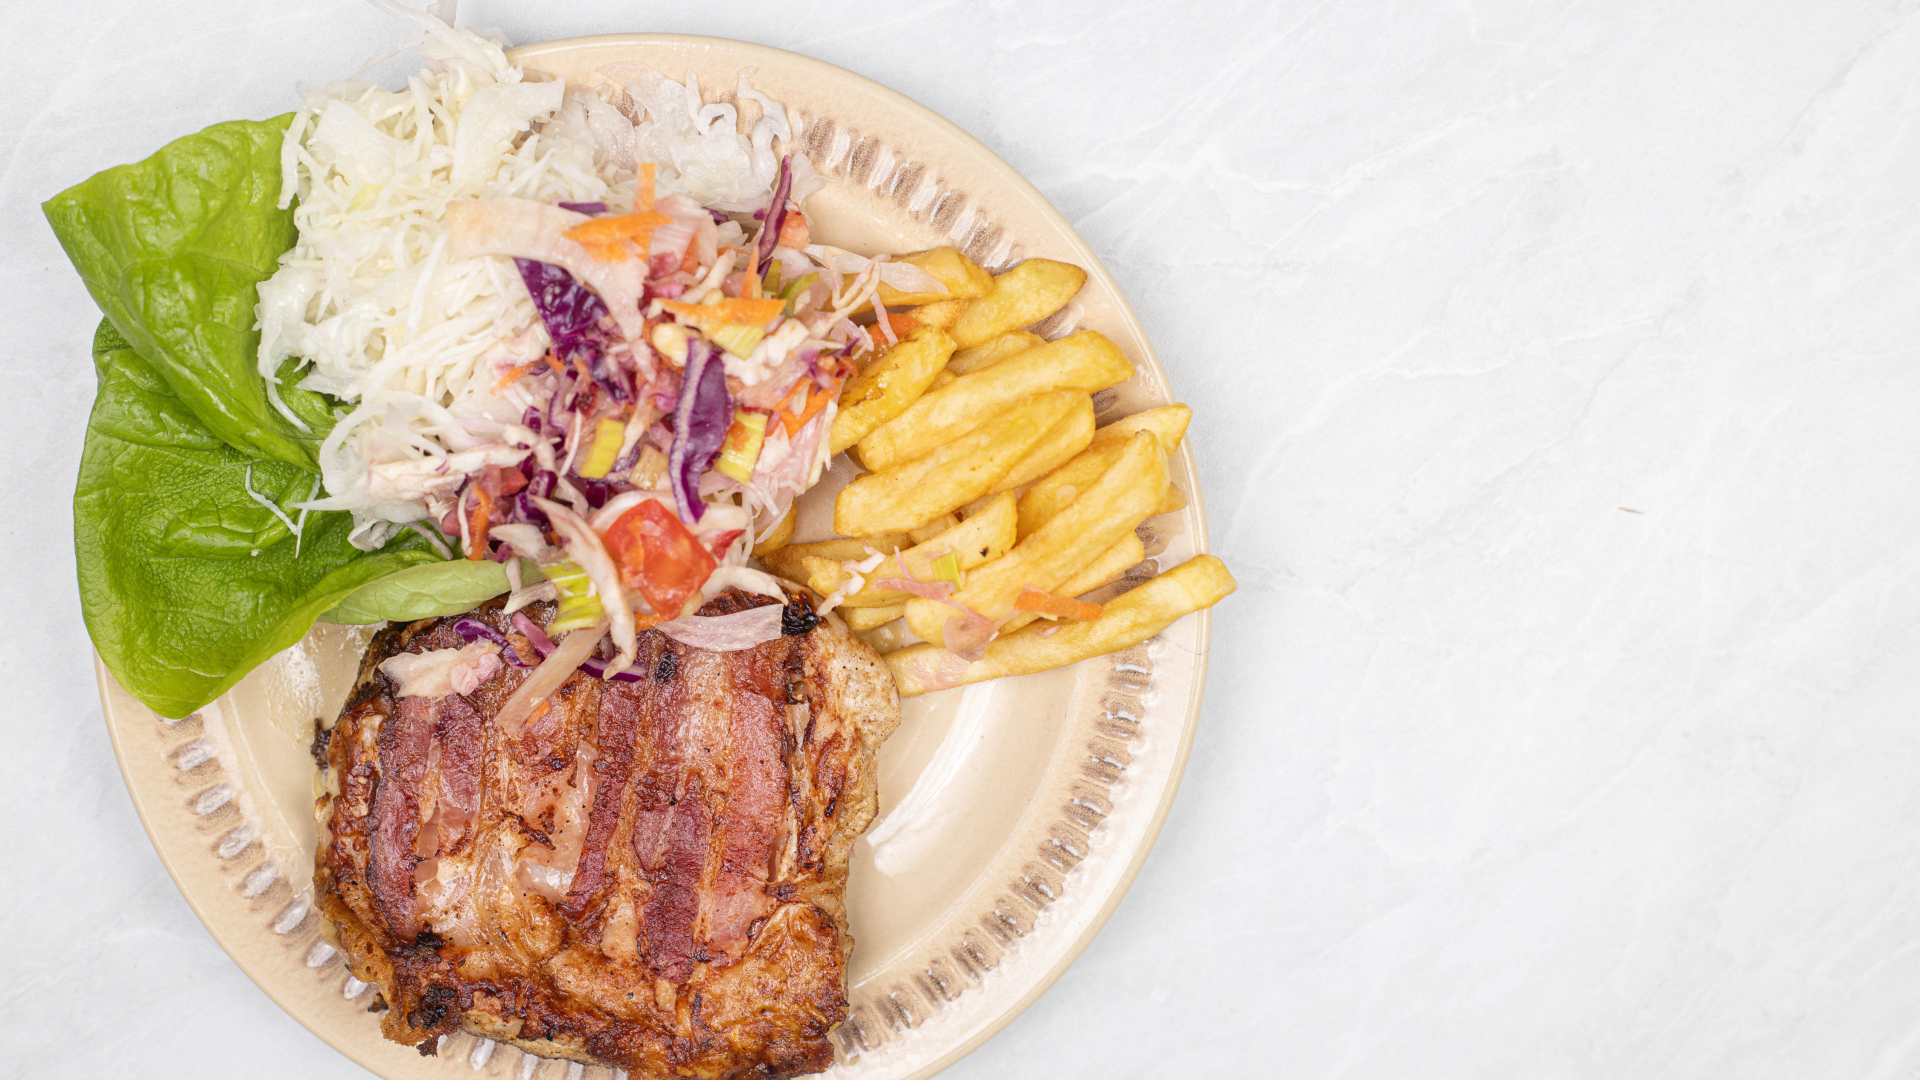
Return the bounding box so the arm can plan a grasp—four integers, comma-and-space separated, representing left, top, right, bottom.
54, 119, 513, 718
44, 117, 333, 470
321, 559, 515, 626
76, 322, 445, 717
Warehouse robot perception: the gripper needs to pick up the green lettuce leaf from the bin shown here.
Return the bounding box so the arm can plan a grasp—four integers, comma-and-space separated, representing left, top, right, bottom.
322, 559, 516, 625
57, 118, 518, 717
44, 117, 333, 471
76, 321, 451, 718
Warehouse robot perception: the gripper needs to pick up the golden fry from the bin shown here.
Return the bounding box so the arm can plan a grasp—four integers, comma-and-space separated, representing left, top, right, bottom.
751, 509, 795, 557
1091, 402, 1192, 448
888, 555, 1236, 696
947, 259, 1087, 349
760, 534, 907, 584
1016, 404, 1192, 537
875, 247, 994, 306
948, 330, 1045, 376
856, 330, 1133, 472
1154, 482, 1187, 516
802, 494, 1016, 607
904, 432, 1167, 646
855, 619, 919, 656
908, 514, 960, 544
907, 298, 969, 329
989, 394, 1095, 495
834, 391, 1081, 536
999, 530, 1145, 635
839, 604, 905, 631
829, 326, 956, 454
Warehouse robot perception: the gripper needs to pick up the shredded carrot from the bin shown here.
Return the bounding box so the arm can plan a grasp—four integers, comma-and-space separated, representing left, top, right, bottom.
882, 312, 919, 340
524, 699, 552, 726
466, 487, 496, 560
659, 297, 786, 327
781, 377, 843, 436
631, 612, 667, 631
542, 353, 565, 376
772, 378, 809, 417
492, 361, 537, 395
1012, 585, 1103, 621
771, 376, 810, 430
564, 208, 673, 263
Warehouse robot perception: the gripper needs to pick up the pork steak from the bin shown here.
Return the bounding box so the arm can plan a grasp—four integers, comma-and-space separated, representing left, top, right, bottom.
314, 589, 900, 1078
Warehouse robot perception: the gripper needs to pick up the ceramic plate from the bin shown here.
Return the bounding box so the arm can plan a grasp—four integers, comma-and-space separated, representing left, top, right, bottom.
98, 33, 1213, 1080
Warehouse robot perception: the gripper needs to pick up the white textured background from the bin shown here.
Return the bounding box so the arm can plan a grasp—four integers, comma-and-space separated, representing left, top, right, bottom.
5, 1, 1920, 1077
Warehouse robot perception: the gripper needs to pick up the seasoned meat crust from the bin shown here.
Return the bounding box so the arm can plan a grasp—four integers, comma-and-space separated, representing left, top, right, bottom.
314, 589, 900, 1078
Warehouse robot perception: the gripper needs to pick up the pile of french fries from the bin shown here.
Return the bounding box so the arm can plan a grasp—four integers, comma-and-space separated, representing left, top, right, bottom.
756, 247, 1236, 696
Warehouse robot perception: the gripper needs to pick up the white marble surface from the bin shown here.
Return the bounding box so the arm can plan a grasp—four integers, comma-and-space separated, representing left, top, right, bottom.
5, 0, 1920, 1076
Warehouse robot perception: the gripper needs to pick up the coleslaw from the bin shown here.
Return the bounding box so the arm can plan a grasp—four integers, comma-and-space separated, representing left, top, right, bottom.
255, 6, 948, 672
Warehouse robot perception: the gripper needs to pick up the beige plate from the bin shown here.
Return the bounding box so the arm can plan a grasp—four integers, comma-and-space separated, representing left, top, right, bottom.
97, 33, 1212, 1080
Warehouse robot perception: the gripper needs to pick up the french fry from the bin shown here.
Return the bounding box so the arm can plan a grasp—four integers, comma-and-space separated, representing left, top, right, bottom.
908, 298, 969, 329
929, 370, 957, 391
887, 554, 1236, 696
1092, 403, 1192, 447
829, 326, 956, 454
840, 604, 905, 631
955, 491, 1001, 521
751, 509, 795, 557
801, 494, 1016, 607
855, 620, 919, 656
875, 247, 994, 306
907, 514, 960, 544
904, 432, 1167, 647
1154, 482, 1187, 516
759, 535, 908, 584
948, 330, 1044, 376
1016, 404, 1192, 537
988, 393, 1095, 495
947, 259, 1087, 349
998, 530, 1145, 635
834, 392, 1081, 536
855, 331, 1133, 471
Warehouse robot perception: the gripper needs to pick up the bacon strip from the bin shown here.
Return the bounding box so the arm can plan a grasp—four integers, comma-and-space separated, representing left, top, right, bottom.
434, 695, 483, 854
631, 643, 703, 980
706, 648, 789, 957
640, 776, 709, 982
560, 672, 650, 922
370, 695, 436, 942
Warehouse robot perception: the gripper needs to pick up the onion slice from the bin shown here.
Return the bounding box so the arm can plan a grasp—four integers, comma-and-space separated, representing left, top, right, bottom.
534, 496, 636, 674
655, 605, 785, 651
493, 625, 605, 735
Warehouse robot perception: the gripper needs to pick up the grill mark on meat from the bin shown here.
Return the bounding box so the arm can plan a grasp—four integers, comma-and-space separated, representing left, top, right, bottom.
706, 641, 790, 958
640, 775, 709, 982
371, 695, 435, 942
632, 643, 705, 981
560, 643, 657, 922
434, 695, 483, 855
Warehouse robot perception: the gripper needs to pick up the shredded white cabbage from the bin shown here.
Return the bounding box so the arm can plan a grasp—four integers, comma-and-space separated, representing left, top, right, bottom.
258, 4, 808, 554
259, 18, 617, 545
607, 61, 789, 211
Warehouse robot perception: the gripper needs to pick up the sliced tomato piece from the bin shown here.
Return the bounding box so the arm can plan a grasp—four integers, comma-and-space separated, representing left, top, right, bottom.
706, 529, 745, 560
603, 499, 717, 619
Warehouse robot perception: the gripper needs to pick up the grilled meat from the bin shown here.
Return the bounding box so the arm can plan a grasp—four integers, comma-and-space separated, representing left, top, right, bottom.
314, 589, 899, 1078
